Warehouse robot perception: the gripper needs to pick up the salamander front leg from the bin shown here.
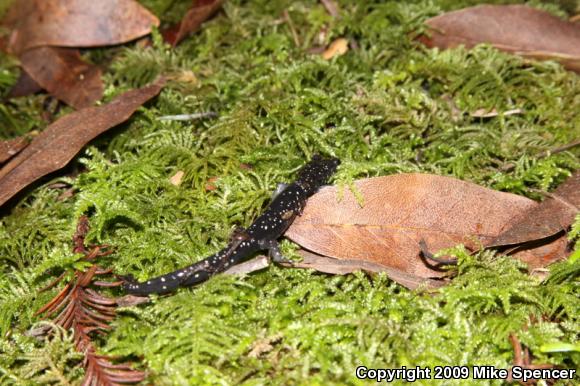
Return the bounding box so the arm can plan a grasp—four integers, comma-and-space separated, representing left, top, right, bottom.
258, 239, 294, 265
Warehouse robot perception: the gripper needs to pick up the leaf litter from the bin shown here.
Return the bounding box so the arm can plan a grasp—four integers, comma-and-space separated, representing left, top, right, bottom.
162, 0, 224, 46
19, 47, 103, 109
0, 78, 165, 207
418, 4, 580, 73
2, 0, 159, 107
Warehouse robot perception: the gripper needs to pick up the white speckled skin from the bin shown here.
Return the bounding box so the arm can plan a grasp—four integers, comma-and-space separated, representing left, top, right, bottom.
123, 156, 340, 295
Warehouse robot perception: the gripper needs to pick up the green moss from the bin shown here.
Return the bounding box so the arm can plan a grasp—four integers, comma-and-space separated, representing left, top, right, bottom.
0, 0, 579, 384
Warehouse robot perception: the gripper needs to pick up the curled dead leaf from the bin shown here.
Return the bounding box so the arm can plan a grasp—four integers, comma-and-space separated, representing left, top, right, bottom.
115, 295, 151, 307
489, 171, 579, 248
510, 236, 570, 271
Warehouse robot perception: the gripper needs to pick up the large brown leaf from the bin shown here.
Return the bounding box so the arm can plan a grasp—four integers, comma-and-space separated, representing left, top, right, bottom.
162, 0, 224, 46
0, 78, 165, 207
285, 174, 540, 279
20, 47, 103, 109
418, 5, 580, 72
4, 0, 159, 55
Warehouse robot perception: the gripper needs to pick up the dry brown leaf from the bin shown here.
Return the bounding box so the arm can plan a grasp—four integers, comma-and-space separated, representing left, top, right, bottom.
4, 0, 159, 55
0, 78, 165, 207
7, 69, 42, 98
285, 174, 540, 279
205, 176, 219, 191
0, 136, 29, 164
489, 171, 580, 248
162, 0, 224, 46
322, 38, 349, 60
418, 5, 580, 72
169, 170, 185, 186
171, 70, 199, 86
292, 249, 446, 290
20, 47, 103, 109
248, 333, 283, 358
510, 236, 569, 271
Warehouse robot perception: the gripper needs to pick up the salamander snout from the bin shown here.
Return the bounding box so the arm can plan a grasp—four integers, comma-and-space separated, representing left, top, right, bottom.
297, 155, 340, 193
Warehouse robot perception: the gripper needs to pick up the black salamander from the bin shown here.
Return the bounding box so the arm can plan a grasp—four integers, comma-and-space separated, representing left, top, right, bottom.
123, 155, 340, 295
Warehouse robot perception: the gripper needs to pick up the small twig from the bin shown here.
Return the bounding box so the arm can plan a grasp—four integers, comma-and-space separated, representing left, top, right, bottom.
320, 0, 340, 18
509, 333, 523, 365
94, 267, 114, 275
93, 280, 124, 287
283, 10, 300, 47
507, 332, 556, 385
539, 139, 580, 158
157, 111, 218, 121
223, 255, 271, 275
502, 139, 580, 172
72, 216, 90, 254
115, 295, 150, 307
39, 272, 66, 293
84, 246, 113, 261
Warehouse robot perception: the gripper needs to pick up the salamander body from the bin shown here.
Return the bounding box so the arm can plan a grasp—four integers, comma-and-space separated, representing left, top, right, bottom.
123, 155, 340, 295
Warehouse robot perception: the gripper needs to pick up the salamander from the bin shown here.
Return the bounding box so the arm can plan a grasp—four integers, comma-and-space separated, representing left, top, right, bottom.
123, 155, 340, 295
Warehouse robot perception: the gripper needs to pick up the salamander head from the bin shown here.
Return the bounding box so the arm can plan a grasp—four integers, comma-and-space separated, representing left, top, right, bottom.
296, 155, 340, 194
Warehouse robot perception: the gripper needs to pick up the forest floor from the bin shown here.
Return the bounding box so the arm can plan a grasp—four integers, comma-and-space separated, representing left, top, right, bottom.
0, 0, 578, 384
